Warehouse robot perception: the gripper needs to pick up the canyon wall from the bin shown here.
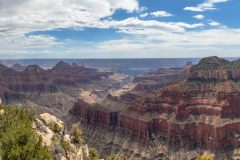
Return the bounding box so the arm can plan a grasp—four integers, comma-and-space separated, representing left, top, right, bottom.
70, 57, 240, 156
0, 61, 124, 117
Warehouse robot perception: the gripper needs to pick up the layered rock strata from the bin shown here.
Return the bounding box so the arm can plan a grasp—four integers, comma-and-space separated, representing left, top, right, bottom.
70, 57, 240, 157
0, 61, 123, 116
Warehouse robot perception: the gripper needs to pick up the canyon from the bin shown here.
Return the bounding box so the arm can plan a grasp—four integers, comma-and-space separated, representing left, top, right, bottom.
0, 61, 127, 117
2, 57, 240, 159
69, 57, 240, 159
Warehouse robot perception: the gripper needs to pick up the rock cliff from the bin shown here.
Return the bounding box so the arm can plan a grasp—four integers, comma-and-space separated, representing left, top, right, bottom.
34, 113, 91, 160
69, 57, 240, 159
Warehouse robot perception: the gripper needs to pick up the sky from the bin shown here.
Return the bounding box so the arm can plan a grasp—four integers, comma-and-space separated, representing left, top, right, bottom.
0, 0, 240, 59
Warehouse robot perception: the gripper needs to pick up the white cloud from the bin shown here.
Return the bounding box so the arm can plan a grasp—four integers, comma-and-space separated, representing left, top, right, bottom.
108, 0, 139, 12
103, 17, 203, 34
184, 0, 229, 12
140, 13, 149, 18
140, 11, 173, 18
150, 11, 173, 17
184, 7, 204, 12
193, 14, 205, 20
209, 21, 221, 26
0, 0, 140, 52
0, 0, 238, 58
91, 28, 240, 58
0, 0, 140, 34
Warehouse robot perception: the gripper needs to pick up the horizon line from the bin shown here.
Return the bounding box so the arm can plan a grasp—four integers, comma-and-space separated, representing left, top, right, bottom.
0, 56, 239, 60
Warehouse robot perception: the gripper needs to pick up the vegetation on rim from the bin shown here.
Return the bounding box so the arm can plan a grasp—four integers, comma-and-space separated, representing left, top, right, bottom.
0, 105, 54, 160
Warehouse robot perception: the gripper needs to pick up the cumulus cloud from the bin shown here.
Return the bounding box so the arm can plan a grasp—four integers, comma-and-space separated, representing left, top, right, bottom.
0, 0, 139, 32
0, 0, 140, 53
193, 14, 205, 20
140, 11, 173, 18
209, 21, 221, 26
0, 0, 239, 58
184, 0, 229, 12
0, 0, 203, 54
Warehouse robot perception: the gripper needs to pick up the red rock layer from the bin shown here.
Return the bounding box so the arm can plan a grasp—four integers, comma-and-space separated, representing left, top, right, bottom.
71, 94, 240, 149
70, 57, 240, 150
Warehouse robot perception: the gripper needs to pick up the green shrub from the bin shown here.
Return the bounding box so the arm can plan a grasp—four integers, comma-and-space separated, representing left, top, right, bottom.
60, 138, 71, 159
50, 122, 62, 134
89, 147, 99, 160
0, 105, 54, 160
195, 155, 213, 160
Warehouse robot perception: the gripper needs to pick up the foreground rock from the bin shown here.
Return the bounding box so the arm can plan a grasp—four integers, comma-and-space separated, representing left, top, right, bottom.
70, 57, 240, 159
34, 113, 90, 160
40, 112, 64, 129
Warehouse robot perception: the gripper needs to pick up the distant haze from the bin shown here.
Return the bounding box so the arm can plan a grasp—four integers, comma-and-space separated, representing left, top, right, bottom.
1, 58, 239, 76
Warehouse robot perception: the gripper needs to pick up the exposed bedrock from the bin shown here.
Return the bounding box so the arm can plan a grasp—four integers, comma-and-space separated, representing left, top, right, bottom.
70, 56, 240, 153
70, 98, 240, 150
188, 56, 240, 81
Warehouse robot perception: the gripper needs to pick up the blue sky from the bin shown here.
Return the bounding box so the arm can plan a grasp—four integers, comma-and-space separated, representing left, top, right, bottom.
0, 0, 240, 58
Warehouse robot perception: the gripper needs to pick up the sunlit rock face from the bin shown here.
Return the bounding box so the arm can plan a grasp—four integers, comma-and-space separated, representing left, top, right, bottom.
33, 113, 90, 160
188, 56, 240, 81
70, 57, 240, 154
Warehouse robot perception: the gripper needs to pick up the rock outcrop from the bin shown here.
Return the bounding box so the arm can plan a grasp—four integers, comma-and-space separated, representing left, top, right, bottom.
69, 57, 240, 159
188, 56, 240, 81
34, 113, 91, 160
